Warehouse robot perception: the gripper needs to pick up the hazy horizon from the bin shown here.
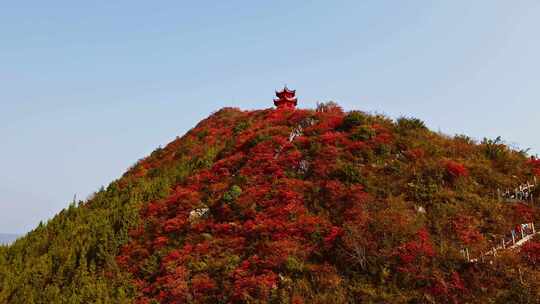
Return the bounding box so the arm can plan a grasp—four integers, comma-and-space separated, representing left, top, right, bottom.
2, 1, 540, 233
0, 233, 20, 245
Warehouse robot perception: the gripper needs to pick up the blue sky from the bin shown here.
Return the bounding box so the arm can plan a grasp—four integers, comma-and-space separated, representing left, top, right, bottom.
1, 1, 540, 233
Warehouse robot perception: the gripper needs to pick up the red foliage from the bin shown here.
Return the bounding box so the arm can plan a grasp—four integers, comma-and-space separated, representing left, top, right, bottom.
312, 108, 344, 133
320, 131, 349, 147
427, 271, 468, 303
527, 157, 540, 177
513, 203, 534, 222
310, 263, 342, 286
445, 160, 469, 179
191, 274, 217, 300
291, 295, 305, 304
156, 266, 189, 302
163, 216, 187, 233
451, 271, 466, 291
521, 240, 540, 267
115, 106, 475, 303
232, 270, 278, 301
451, 216, 484, 245
153, 236, 169, 249
347, 141, 368, 154
371, 124, 394, 145
323, 226, 343, 248
405, 148, 425, 161
396, 228, 435, 266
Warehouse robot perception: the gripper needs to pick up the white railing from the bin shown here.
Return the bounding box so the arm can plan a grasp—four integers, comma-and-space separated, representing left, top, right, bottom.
463, 222, 536, 263
498, 177, 537, 203
275, 117, 317, 159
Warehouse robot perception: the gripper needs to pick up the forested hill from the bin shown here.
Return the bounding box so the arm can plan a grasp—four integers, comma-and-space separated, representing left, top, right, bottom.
1, 102, 540, 303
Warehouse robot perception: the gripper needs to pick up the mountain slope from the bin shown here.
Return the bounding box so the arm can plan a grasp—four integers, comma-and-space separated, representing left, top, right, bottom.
2, 103, 540, 303
0, 108, 234, 303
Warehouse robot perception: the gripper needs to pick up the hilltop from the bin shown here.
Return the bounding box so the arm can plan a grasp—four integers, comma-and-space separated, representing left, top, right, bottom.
1, 101, 540, 303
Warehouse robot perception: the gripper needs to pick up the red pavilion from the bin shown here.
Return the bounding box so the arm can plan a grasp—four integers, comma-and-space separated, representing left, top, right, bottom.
274, 86, 298, 109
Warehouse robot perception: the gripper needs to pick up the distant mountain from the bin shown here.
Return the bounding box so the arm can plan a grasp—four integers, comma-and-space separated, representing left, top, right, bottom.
0, 233, 19, 245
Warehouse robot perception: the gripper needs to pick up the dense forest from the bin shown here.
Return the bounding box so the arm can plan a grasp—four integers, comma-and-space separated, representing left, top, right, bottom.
1, 102, 540, 303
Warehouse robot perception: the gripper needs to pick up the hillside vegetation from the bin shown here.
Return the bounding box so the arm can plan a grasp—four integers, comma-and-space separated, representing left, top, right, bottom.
1, 103, 540, 303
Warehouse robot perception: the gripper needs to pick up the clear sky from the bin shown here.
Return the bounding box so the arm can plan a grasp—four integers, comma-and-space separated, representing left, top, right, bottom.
1, 1, 540, 234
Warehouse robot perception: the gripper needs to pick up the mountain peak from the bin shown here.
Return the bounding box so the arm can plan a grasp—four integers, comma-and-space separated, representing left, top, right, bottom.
2, 102, 540, 303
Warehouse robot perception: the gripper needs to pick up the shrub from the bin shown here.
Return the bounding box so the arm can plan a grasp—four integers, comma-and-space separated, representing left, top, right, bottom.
451, 216, 483, 245
396, 116, 427, 132
445, 161, 469, 179
481, 136, 507, 160
521, 240, 540, 267
404, 148, 425, 161
245, 133, 272, 149
527, 157, 540, 176
350, 126, 376, 141
285, 256, 305, 274
223, 185, 242, 203
513, 203, 534, 222
316, 101, 342, 113
233, 120, 250, 135
341, 111, 367, 130
333, 161, 363, 184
